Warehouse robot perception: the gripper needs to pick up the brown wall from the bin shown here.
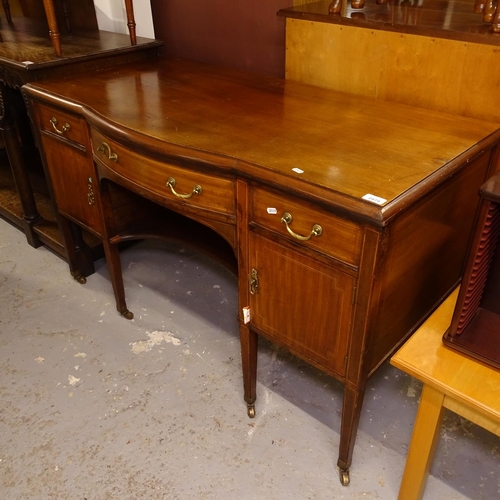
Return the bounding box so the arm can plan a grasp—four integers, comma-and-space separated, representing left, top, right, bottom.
150, 0, 290, 78
17, 0, 98, 30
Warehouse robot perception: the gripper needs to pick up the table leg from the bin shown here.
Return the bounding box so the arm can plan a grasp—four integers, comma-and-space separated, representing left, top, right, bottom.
98, 180, 133, 320
240, 323, 258, 418
124, 0, 137, 45
58, 215, 95, 283
398, 383, 445, 500
337, 383, 367, 486
42, 0, 62, 56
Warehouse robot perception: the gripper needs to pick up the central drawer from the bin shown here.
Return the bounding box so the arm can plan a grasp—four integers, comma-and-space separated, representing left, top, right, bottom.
91, 129, 236, 219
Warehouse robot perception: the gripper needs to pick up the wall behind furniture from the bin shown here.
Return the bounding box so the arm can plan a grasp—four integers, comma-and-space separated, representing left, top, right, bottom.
150, 0, 291, 77
17, 0, 98, 29
94, 0, 155, 38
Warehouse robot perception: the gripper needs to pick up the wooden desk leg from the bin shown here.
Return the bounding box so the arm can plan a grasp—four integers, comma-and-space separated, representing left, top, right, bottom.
58, 216, 95, 283
98, 181, 133, 320
42, 0, 62, 57
240, 323, 258, 418
398, 384, 446, 500
102, 237, 134, 319
337, 383, 366, 486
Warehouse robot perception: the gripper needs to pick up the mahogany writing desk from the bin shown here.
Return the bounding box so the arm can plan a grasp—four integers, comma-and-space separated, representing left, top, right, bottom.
22, 58, 500, 486
391, 288, 500, 499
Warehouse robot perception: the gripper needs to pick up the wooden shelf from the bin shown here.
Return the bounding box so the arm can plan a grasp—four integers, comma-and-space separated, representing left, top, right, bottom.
110, 206, 238, 276
278, 0, 500, 46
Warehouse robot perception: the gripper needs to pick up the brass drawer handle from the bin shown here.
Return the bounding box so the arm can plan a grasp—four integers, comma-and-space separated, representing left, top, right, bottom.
166, 177, 203, 199
97, 142, 118, 162
50, 117, 70, 135
280, 212, 323, 241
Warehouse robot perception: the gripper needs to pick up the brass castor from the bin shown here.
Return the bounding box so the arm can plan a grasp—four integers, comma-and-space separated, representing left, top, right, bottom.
339, 468, 350, 486
73, 274, 86, 284
121, 309, 134, 320
247, 404, 255, 418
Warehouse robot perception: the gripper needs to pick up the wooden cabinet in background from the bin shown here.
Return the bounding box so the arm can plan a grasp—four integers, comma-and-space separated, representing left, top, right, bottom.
279, 0, 500, 124
0, 11, 162, 261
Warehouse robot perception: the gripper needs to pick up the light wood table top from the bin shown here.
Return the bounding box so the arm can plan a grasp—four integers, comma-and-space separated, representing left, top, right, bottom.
391, 287, 500, 499
392, 288, 500, 432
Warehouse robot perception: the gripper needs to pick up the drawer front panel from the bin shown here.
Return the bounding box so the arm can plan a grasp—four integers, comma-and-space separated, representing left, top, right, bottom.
37, 103, 88, 146
251, 188, 362, 267
91, 130, 235, 217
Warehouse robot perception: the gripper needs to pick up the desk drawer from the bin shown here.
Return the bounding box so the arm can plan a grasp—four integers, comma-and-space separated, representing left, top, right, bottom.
91, 130, 235, 218
37, 103, 88, 146
251, 188, 362, 267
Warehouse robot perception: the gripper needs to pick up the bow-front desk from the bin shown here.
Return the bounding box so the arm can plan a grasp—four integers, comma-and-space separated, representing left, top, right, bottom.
21, 59, 500, 486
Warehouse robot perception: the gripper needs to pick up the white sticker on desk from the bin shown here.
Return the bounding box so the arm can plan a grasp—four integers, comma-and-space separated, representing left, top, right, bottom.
292, 167, 304, 174
243, 306, 251, 324
362, 194, 387, 205
267, 207, 277, 214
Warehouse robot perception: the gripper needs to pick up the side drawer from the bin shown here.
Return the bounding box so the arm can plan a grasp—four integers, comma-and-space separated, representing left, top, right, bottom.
37, 103, 88, 146
91, 129, 236, 218
251, 187, 363, 267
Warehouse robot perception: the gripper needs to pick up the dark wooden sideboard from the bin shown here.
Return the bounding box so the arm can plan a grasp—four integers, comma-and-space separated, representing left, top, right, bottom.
0, 16, 162, 262
22, 58, 500, 486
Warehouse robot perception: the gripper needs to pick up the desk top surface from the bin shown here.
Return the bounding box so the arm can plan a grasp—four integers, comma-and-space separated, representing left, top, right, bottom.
24, 58, 500, 223
391, 288, 500, 422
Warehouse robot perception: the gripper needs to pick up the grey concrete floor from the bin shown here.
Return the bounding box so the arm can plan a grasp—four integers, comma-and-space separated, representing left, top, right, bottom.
0, 218, 499, 499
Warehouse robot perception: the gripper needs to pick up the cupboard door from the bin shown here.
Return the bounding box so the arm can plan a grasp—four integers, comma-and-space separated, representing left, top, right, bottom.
248, 233, 354, 378
41, 135, 103, 236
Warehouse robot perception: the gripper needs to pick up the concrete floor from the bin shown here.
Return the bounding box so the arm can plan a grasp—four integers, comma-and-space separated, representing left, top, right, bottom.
1, 218, 499, 499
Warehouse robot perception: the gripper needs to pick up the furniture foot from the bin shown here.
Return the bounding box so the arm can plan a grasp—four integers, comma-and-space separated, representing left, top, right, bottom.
121, 308, 134, 320
337, 384, 367, 482
339, 468, 350, 486
247, 404, 255, 418
59, 217, 96, 280
71, 272, 87, 284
